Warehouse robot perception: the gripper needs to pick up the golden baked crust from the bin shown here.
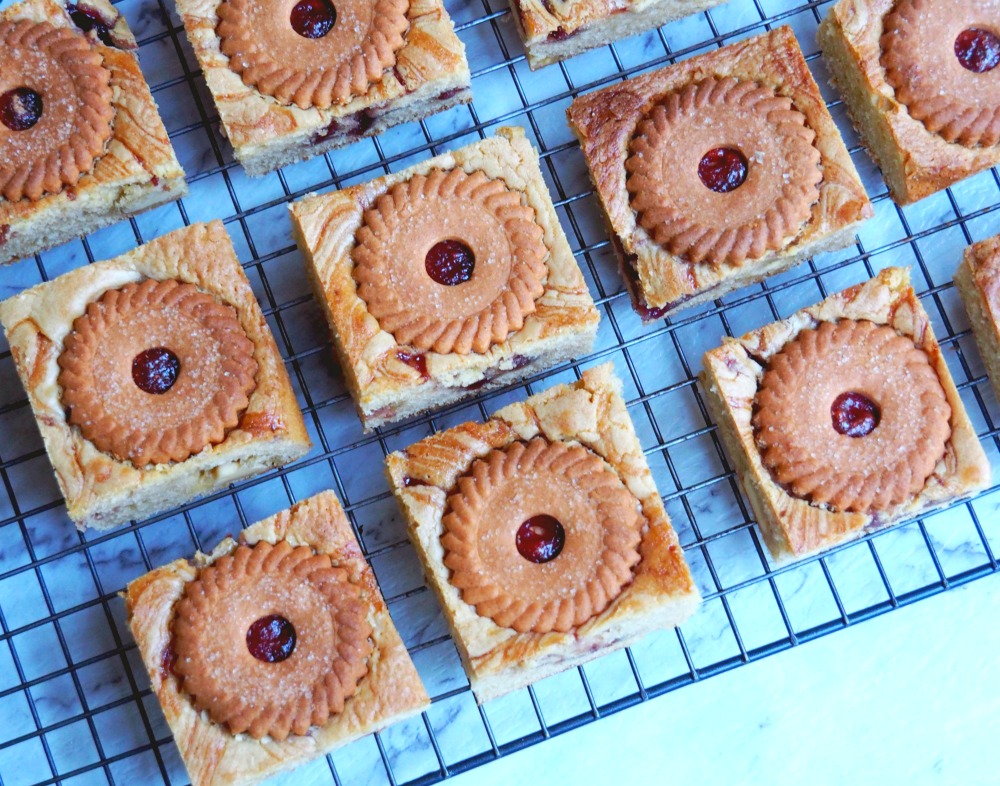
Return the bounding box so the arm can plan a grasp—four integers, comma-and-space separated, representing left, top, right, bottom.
567, 26, 872, 319
0, 0, 187, 266
176, 0, 471, 175
818, 0, 1000, 205
289, 126, 600, 430
124, 491, 429, 786
0, 221, 311, 530
700, 267, 991, 565
509, 0, 727, 69
385, 364, 700, 703
955, 233, 1000, 406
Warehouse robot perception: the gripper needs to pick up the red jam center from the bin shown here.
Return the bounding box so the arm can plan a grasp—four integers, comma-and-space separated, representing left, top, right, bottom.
132, 347, 180, 394
290, 0, 336, 39
516, 515, 565, 564
425, 239, 475, 286
831, 391, 881, 438
698, 147, 749, 193
246, 614, 296, 663
955, 28, 1000, 73
0, 88, 43, 132
67, 3, 114, 45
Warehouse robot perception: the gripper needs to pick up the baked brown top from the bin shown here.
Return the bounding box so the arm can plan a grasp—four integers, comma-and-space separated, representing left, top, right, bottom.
567, 26, 872, 310
881, 0, 1000, 148
0, 18, 113, 202
753, 319, 952, 513
57, 278, 258, 468
172, 539, 373, 741
217, 0, 409, 108
625, 76, 822, 267
441, 438, 644, 634
352, 166, 548, 355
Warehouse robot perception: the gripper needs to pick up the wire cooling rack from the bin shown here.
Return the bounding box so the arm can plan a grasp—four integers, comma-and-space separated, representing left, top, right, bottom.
1, 0, 1000, 784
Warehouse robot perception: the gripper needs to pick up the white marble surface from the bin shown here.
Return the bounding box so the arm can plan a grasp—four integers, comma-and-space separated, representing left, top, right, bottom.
452, 574, 1000, 786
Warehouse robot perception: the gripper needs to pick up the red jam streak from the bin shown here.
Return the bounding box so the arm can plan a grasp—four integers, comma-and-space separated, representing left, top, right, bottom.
516, 514, 565, 564
0, 88, 43, 132
246, 614, 296, 663
698, 147, 749, 193
132, 347, 180, 394
66, 3, 115, 46
290, 0, 336, 39
831, 391, 880, 438
425, 239, 475, 286
309, 89, 466, 145
955, 28, 1000, 73
396, 349, 429, 378
159, 645, 177, 680
464, 354, 532, 392
610, 234, 670, 321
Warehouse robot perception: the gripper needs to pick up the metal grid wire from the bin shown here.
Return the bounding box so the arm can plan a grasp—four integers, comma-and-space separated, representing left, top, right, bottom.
1, 0, 999, 783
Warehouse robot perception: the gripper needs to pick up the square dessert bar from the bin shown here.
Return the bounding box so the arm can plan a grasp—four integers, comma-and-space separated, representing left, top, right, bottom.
385, 364, 700, 703
0, 0, 186, 265
955, 233, 1000, 405
818, 0, 1000, 205
175, 0, 471, 176
509, 0, 726, 70
567, 26, 872, 321
701, 267, 991, 565
290, 126, 600, 430
125, 490, 429, 786
0, 221, 311, 530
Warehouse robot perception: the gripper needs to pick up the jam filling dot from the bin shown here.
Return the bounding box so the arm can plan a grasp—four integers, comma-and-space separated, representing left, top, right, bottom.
132, 347, 180, 394
954, 28, 1000, 73
246, 614, 296, 663
698, 147, 749, 193
0, 88, 43, 132
425, 239, 475, 286
290, 0, 337, 39
516, 515, 565, 564
831, 391, 881, 438
67, 3, 115, 46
